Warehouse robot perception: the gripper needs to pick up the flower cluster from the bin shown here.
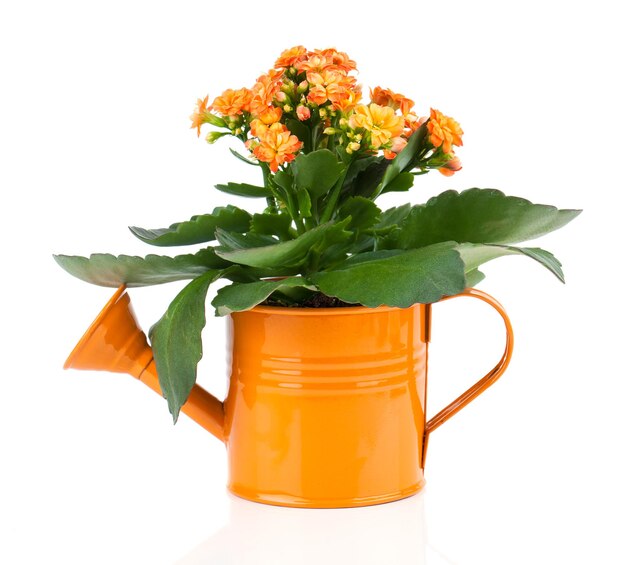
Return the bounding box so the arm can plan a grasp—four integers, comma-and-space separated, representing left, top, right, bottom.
190, 46, 463, 175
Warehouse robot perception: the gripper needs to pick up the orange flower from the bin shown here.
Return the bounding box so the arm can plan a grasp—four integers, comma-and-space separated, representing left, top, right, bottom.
438, 155, 462, 176
256, 106, 282, 125
348, 103, 405, 149
250, 70, 283, 117
298, 53, 334, 75
275, 45, 307, 69
404, 113, 427, 135
370, 86, 414, 116
306, 70, 360, 109
332, 86, 362, 112
211, 88, 253, 117
427, 108, 463, 154
190, 95, 210, 137
251, 123, 303, 172
314, 48, 358, 72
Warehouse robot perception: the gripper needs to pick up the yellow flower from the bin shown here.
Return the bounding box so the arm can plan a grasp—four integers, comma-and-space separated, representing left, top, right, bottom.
427, 108, 463, 154
348, 103, 405, 149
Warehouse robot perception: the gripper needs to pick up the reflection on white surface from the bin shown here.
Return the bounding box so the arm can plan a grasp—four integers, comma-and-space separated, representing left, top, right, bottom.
175, 492, 455, 565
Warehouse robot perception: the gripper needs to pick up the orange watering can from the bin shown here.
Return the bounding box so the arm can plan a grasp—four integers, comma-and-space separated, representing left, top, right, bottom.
65, 285, 513, 508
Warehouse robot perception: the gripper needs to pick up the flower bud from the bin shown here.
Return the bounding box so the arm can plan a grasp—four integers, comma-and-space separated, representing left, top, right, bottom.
391, 136, 407, 153
206, 131, 229, 144
297, 80, 309, 93
323, 127, 337, 135
438, 156, 462, 176
346, 141, 361, 153
296, 105, 311, 121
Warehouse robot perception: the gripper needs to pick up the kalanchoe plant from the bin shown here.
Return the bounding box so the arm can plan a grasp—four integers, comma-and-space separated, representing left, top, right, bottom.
55, 46, 580, 422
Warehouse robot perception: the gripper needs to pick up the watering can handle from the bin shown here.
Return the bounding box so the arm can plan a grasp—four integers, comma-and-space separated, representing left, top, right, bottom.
422, 288, 514, 463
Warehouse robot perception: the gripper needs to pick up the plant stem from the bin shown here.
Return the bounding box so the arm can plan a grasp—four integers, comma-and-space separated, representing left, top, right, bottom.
260, 164, 278, 212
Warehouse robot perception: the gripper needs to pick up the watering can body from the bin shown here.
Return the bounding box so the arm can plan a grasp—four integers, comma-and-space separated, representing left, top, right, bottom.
65, 286, 513, 508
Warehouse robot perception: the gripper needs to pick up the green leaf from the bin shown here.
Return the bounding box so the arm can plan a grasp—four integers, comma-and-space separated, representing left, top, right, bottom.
229, 148, 259, 166
53, 249, 227, 287
215, 229, 277, 251
465, 269, 486, 287
291, 149, 345, 197
385, 188, 582, 248
371, 204, 412, 233
149, 272, 217, 422
380, 172, 415, 194
285, 119, 312, 153
215, 220, 350, 269
250, 212, 293, 241
343, 156, 382, 189
378, 123, 428, 194
338, 197, 381, 230
312, 242, 466, 307
346, 158, 389, 199
273, 170, 293, 192
457, 243, 566, 282
215, 182, 272, 198
129, 205, 251, 247
211, 277, 314, 315
296, 188, 312, 217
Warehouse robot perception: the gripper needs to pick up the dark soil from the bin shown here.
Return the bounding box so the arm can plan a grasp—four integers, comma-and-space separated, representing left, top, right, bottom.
261, 292, 358, 308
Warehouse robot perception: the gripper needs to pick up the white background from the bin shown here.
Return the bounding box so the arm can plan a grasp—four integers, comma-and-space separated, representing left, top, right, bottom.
1, 1, 624, 563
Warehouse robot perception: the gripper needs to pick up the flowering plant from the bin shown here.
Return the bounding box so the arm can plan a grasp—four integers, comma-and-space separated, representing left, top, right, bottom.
55, 46, 580, 421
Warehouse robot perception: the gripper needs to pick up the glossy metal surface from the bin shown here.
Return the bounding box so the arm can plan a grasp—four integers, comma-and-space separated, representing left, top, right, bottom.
64, 286, 513, 508
225, 303, 429, 507
64, 286, 225, 441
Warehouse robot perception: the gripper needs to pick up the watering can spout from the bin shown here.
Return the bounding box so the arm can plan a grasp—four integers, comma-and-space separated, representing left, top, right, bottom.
63, 286, 225, 442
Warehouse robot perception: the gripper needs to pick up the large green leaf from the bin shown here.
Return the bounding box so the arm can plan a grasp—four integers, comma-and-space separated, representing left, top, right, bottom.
312, 242, 466, 307
215, 220, 351, 269
291, 149, 345, 197
215, 182, 271, 198
457, 243, 566, 282
53, 249, 227, 287
149, 272, 217, 422
129, 206, 251, 247
385, 188, 582, 248
212, 277, 314, 315
250, 212, 293, 241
